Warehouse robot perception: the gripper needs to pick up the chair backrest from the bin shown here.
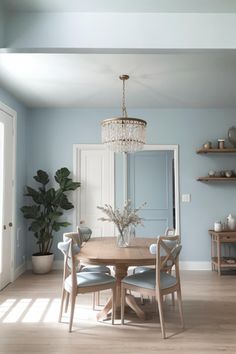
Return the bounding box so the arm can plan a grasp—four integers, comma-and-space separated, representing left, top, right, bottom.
155, 235, 182, 287
63, 231, 83, 247
58, 238, 80, 286
165, 227, 176, 236
77, 226, 92, 242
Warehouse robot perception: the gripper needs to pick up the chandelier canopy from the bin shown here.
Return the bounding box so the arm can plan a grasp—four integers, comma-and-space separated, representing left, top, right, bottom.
101, 75, 147, 153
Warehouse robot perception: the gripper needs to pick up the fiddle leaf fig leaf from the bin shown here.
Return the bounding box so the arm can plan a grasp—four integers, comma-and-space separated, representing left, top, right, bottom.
55, 167, 70, 185
21, 205, 40, 219
34, 170, 49, 185
59, 194, 74, 210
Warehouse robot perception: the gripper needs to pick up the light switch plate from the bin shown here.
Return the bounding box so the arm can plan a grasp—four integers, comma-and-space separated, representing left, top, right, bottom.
182, 194, 191, 203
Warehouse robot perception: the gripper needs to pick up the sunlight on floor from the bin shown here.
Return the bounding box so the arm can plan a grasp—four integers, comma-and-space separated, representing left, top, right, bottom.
3, 299, 32, 323
0, 297, 100, 324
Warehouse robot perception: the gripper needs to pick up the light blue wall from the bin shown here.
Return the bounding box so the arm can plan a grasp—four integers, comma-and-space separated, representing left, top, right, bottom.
0, 88, 27, 270
0, 2, 5, 47
27, 107, 236, 263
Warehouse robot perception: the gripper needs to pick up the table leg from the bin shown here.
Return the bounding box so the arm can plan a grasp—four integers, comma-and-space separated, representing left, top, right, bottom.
96, 264, 145, 321
211, 236, 214, 271
217, 238, 221, 276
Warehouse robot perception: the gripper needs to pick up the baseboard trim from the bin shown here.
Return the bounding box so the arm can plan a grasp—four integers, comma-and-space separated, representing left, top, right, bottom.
14, 262, 27, 280
180, 261, 211, 270
26, 260, 211, 271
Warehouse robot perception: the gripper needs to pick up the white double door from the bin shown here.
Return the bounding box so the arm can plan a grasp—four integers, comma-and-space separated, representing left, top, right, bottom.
0, 104, 14, 290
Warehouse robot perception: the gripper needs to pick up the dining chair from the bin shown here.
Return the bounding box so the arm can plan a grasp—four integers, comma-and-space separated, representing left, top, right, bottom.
63, 230, 111, 309
121, 235, 184, 339
77, 227, 111, 308
132, 228, 176, 304
58, 238, 116, 332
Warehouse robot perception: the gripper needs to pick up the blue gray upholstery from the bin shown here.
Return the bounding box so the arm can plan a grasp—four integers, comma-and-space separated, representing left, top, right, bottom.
81, 264, 111, 273
123, 269, 177, 290
65, 272, 116, 289
133, 266, 153, 274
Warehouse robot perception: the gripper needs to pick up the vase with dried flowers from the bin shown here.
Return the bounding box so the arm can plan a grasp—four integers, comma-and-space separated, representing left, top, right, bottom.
97, 200, 146, 247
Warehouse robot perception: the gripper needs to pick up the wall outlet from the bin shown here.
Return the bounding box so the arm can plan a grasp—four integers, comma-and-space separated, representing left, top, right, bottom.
182, 194, 191, 203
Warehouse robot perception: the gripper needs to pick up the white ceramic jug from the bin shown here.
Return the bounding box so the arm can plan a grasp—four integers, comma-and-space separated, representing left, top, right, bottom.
214, 221, 222, 232
227, 214, 236, 230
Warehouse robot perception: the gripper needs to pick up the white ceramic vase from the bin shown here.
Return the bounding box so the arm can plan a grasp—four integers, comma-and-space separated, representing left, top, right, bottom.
227, 214, 236, 231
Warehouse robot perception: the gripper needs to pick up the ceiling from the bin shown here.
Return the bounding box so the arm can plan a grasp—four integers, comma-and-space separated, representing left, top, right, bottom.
0, 52, 236, 108
1, 1, 236, 109
3, 0, 236, 13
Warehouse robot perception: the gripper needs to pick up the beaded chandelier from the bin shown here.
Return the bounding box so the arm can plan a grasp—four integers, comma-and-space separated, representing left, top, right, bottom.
101, 75, 147, 153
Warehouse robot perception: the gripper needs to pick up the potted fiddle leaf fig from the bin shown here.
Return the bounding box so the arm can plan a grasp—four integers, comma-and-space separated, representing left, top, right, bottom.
21, 167, 80, 274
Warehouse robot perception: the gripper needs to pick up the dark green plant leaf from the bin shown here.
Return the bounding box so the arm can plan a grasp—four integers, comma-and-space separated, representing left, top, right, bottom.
59, 194, 74, 210
54, 167, 70, 184
25, 186, 44, 204
63, 179, 81, 191
21, 205, 40, 219
29, 221, 42, 232
34, 170, 49, 185
44, 188, 56, 205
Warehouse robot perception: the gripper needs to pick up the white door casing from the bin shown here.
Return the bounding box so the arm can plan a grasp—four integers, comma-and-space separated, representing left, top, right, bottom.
73, 144, 115, 237
0, 102, 16, 289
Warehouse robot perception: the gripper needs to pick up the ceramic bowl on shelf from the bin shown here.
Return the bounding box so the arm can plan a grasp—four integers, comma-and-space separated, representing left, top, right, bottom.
208, 170, 215, 177
225, 170, 233, 178
228, 126, 236, 147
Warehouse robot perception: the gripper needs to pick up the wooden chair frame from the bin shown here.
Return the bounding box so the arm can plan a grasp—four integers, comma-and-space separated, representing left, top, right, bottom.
121, 235, 184, 339
58, 239, 116, 332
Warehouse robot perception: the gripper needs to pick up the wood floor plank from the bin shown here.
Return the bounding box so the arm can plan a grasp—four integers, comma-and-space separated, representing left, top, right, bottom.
0, 270, 236, 353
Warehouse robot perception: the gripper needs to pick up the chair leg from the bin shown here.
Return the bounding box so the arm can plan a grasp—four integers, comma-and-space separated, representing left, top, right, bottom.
65, 291, 70, 313
92, 292, 96, 310
96, 291, 100, 306
121, 284, 126, 325
176, 289, 184, 329
171, 293, 175, 306
111, 286, 116, 325
157, 293, 166, 339
58, 288, 66, 322
69, 293, 76, 333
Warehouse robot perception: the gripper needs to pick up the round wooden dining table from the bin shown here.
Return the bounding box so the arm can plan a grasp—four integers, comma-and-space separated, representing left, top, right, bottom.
77, 236, 156, 320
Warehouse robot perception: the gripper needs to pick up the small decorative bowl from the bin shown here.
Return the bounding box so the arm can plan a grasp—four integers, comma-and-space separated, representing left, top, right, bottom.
225, 170, 233, 178
208, 170, 215, 177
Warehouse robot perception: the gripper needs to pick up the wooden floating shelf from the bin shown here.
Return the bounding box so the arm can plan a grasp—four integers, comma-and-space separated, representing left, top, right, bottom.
197, 148, 236, 154
197, 177, 236, 182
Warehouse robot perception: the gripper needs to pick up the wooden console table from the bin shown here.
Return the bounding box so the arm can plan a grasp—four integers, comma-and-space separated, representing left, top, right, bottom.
209, 230, 236, 275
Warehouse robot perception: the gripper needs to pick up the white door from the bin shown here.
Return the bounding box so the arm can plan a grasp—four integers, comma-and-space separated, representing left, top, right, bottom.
74, 145, 115, 237
0, 105, 14, 290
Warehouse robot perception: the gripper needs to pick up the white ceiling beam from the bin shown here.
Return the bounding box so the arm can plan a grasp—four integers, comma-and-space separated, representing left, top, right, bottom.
4, 12, 236, 50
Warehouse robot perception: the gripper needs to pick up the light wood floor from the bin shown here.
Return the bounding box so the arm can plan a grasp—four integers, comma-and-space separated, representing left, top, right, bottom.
0, 270, 236, 353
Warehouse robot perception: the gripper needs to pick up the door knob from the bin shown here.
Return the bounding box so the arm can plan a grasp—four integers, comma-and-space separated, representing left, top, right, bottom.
80, 220, 85, 225
3, 225, 6, 230
9, 222, 13, 227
